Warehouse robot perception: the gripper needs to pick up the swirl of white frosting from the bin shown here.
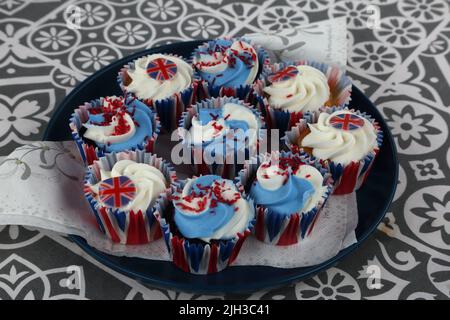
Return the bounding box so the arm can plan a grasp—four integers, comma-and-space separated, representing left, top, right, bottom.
256, 160, 327, 213
263, 65, 330, 113
188, 103, 260, 146
179, 177, 254, 242
294, 165, 327, 212
125, 54, 193, 101
301, 110, 378, 165
91, 160, 167, 212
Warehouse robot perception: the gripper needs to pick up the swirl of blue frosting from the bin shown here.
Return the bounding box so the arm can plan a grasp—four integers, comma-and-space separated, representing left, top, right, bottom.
174, 175, 240, 239
196, 107, 253, 159
194, 39, 257, 87
85, 98, 153, 152
250, 174, 315, 217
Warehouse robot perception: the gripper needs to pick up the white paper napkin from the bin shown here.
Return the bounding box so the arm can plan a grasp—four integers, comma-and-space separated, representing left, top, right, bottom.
245, 17, 347, 68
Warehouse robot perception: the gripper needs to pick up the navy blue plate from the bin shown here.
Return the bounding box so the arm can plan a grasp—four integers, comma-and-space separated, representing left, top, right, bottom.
43, 40, 398, 294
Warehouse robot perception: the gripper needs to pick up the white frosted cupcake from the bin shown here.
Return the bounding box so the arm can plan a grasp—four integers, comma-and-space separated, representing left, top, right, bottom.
84, 150, 177, 244
118, 53, 197, 131
284, 107, 383, 194
254, 60, 352, 133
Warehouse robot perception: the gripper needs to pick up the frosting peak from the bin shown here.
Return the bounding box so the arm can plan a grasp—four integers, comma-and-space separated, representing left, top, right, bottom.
90, 159, 167, 213
125, 54, 193, 101
301, 110, 378, 165
263, 65, 330, 113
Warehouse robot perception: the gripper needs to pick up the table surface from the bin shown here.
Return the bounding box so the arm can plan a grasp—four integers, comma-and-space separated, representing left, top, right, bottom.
0, 0, 449, 300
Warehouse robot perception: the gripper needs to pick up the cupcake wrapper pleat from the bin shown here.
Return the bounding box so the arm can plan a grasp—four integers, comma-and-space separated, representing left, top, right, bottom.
69, 97, 160, 165
84, 150, 178, 245
154, 179, 255, 274
178, 96, 266, 179
117, 54, 198, 132
283, 106, 383, 195
237, 151, 333, 246
254, 60, 352, 134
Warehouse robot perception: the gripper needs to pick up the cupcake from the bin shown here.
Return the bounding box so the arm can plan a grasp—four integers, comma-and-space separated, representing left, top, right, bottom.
84, 150, 177, 245
178, 96, 265, 179
192, 38, 269, 101
284, 107, 383, 195
118, 53, 196, 131
239, 151, 332, 246
70, 95, 160, 165
155, 175, 255, 274
254, 60, 352, 133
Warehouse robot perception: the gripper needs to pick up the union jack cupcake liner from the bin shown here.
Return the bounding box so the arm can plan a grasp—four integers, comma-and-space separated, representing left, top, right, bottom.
253, 60, 352, 134
117, 53, 198, 132
191, 37, 270, 102
237, 151, 333, 246
178, 96, 266, 180
283, 106, 383, 195
84, 150, 178, 245
154, 178, 255, 274
70, 96, 160, 166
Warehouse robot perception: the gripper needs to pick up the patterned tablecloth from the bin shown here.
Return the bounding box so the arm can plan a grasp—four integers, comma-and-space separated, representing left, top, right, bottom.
0, 0, 449, 300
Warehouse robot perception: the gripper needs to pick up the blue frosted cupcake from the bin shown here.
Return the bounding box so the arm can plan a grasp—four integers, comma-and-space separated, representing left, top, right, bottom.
178, 96, 265, 179
192, 38, 269, 101
118, 53, 197, 131
238, 151, 333, 246
70, 95, 160, 165
155, 175, 255, 274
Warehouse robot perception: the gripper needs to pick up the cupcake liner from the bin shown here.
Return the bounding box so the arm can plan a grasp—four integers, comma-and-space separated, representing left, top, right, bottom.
117, 53, 198, 132
237, 151, 333, 246
253, 60, 352, 134
154, 177, 255, 274
192, 37, 270, 102
69, 96, 160, 165
83, 150, 178, 245
178, 96, 266, 180
283, 106, 383, 195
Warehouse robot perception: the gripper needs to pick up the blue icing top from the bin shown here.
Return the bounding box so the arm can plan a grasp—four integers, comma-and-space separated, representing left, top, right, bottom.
194, 39, 258, 88
250, 172, 315, 217
173, 175, 242, 240
85, 98, 153, 152
194, 106, 254, 159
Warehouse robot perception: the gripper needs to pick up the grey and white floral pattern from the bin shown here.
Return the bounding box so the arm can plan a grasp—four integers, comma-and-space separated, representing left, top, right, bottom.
349, 42, 401, 75
30, 24, 79, 54
329, 1, 372, 30
257, 6, 308, 31
374, 17, 426, 48
0, 0, 449, 300
105, 18, 155, 48
69, 44, 121, 74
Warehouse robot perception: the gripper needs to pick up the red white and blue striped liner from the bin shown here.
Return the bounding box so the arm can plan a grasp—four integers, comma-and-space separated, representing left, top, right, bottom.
117, 53, 198, 132
236, 151, 333, 246
84, 150, 178, 245
178, 96, 267, 180
154, 177, 255, 274
69, 95, 160, 165
252, 60, 352, 135
283, 106, 383, 195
